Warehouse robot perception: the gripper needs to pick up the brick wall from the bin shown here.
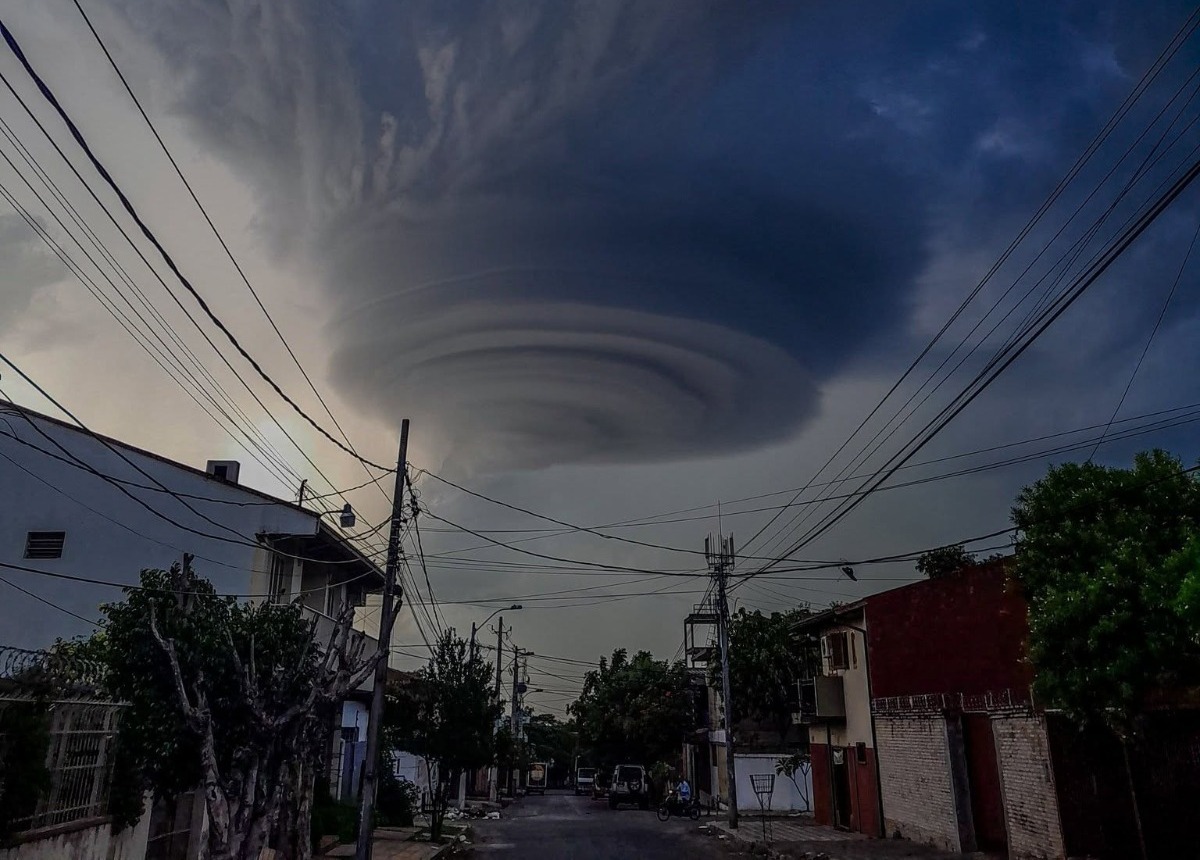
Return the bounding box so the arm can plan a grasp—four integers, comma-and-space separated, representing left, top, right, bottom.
993, 715, 1065, 860
876, 716, 962, 852
865, 558, 1032, 699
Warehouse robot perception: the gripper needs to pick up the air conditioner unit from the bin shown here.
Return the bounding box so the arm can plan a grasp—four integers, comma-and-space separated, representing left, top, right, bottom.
798, 675, 846, 720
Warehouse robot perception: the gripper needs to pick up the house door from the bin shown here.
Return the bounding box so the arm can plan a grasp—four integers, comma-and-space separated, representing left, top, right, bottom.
962, 715, 1008, 852
832, 747, 852, 829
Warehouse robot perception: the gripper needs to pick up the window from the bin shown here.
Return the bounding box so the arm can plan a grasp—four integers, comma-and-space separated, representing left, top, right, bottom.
324, 582, 343, 616
268, 553, 292, 604
855, 742, 868, 765
825, 631, 850, 670
24, 531, 65, 559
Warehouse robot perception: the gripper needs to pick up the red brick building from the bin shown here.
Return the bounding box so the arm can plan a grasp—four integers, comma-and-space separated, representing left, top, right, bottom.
864, 558, 1064, 858
799, 558, 1067, 857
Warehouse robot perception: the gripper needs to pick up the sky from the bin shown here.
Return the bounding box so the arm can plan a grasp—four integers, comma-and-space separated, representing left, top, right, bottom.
2, 0, 1200, 717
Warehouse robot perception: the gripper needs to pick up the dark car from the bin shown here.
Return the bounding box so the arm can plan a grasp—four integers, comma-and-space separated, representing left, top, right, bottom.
608, 764, 650, 810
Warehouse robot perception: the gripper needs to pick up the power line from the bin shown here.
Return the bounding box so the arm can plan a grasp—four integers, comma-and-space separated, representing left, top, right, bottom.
67, 0, 370, 477
0, 70, 358, 514
0, 573, 99, 625
766, 154, 1200, 567
0, 19, 391, 474
1087, 218, 1200, 460
0, 383, 389, 568
738, 9, 1200, 559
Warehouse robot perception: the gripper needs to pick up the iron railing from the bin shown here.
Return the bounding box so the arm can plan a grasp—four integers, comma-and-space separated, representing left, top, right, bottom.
0, 645, 124, 835
871, 688, 1033, 716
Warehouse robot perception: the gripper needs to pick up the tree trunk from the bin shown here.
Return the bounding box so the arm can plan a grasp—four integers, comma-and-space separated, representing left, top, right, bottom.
1120, 735, 1149, 860
294, 761, 315, 860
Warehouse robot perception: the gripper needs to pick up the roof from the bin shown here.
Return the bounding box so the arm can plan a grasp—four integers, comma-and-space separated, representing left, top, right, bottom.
0, 398, 319, 516
1, 398, 385, 584
790, 599, 867, 633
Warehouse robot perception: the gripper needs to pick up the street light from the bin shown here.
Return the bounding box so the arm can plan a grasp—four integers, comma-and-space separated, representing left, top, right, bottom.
315, 503, 357, 528
470, 604, 522, 655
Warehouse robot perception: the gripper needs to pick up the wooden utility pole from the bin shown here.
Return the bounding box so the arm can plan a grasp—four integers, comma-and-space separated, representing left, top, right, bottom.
708, 533, 739, 829
355, 419, 410, 860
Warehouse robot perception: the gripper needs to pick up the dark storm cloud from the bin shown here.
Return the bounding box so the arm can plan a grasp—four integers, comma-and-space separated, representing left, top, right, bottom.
104, 0, 1200, 469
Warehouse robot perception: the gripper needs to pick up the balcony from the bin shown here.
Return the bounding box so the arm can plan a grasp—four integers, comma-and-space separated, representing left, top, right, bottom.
794, 675, 846, 723
302, 606, 379, 694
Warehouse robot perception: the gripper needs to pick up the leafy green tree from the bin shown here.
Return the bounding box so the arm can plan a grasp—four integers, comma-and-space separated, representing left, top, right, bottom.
72, 560, 388, 860
383, 630, 501, 841
716, 607, 814, 743
1012, 450, 1200, 725
916, 544, 978, 579
570, 649, 695, 773
524, 713, 577, 783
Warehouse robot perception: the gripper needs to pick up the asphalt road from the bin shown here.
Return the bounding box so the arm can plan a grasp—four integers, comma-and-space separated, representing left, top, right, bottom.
468, 790, 738, 859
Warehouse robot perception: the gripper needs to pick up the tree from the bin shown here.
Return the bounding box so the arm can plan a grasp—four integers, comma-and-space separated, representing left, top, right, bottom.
570, 649, 695, 773
78, 559, 391, 860
383, 630, 501, 842
1012, 449, 1200, 726
916, 544, 978, 579
716, 607, 814, 743
524, 713, 577, 784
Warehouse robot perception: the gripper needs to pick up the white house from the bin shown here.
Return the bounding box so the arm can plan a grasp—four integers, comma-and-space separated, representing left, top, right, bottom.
0, 399, 389, 851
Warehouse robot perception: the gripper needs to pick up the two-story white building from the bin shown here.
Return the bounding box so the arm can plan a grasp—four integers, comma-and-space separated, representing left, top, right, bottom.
0, 398, 386, 807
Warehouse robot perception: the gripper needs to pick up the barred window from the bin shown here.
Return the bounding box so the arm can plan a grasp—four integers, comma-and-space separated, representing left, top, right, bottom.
4, 698, 124, 833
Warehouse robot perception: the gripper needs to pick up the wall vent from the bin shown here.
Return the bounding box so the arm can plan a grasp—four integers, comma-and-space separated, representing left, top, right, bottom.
25, 531, 66, 559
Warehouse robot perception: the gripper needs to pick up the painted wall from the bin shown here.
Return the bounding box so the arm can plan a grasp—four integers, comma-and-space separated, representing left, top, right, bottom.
0, 811, 151, 860
0, 409, 319, 647
865, 559, 1032, 699
734, 753, 812, 813
809, 742, 832, 826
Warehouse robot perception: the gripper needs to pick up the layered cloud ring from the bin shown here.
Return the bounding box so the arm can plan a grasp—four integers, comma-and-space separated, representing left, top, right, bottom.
331, 298, 815, 470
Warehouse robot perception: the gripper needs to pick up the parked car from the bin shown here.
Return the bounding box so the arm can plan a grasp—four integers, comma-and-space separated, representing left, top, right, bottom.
608, 764, 650, 810
575, 767, 597, 796
591, 769, 611, 800
527, 762, 548, 795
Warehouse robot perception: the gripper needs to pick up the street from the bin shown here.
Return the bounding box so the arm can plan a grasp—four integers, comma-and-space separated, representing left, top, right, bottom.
469, 791, 736, 859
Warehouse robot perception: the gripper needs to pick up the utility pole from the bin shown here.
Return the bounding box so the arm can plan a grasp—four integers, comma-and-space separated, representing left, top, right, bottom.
488, 617, 504, 801
355, 419, 410, 860
708, 533, 739, 829
510, 643, 520, 796
495, 619, 505, 697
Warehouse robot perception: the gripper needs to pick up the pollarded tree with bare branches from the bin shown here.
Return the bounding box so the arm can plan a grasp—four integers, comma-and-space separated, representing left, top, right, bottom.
81, 558, 396, 860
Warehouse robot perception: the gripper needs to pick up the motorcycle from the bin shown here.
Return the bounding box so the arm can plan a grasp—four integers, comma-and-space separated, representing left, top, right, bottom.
656, 790, 701, 822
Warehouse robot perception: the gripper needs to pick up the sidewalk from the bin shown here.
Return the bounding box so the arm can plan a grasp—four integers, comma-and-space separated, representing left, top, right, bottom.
706, 817, 969, 860
323, 826, 455, 860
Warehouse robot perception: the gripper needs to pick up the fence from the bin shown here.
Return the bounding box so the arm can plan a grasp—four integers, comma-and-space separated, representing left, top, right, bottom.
871, 688, 1033, 716
734, 753, 812, 813
0, 645, 125, 837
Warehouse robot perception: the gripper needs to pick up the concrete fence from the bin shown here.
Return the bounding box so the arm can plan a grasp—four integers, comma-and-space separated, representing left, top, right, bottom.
734, 753, 813, 813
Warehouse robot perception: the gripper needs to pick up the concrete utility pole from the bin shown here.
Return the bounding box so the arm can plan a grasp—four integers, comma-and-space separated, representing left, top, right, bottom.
510, 643, 520, 796
355, 420, 410, 860
488, 617, 504, 801
708, 533, 739, 829
495, 619, 505, 697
